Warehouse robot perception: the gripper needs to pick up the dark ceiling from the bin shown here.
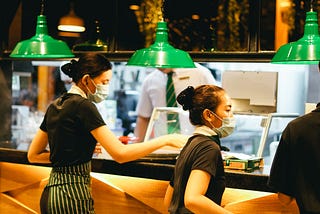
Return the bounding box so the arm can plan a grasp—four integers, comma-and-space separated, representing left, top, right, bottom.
2, 0, 314, 53
0, 0, 218, 52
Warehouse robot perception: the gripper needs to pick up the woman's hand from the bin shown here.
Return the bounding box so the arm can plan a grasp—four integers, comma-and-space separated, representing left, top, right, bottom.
94, 143, 102, 155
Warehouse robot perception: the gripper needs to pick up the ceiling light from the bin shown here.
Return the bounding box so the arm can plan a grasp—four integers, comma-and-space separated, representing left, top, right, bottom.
58, 1, 85, 37
10, 0, 74, 58
127, 0, 195, 68
127, 21, 195, 68
129, 4, 140, 11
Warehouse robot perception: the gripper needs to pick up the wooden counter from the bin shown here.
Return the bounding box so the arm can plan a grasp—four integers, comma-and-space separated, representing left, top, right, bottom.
0, 148, 299, 213
0, 148, 273, 192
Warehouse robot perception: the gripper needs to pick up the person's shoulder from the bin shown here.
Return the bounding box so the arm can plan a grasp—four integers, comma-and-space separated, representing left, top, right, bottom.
286, 110, 318, 127
51, 93, 95, 113
147, 68, 162, 75
191, 134, 219, 147
65, 93, 95, 108
195, 63, 215, 75
195, 63, 213, 75
185, 63, 216, 83
194, 62, 210, 70
142, 69, 166, 85
66, 93, 86, 101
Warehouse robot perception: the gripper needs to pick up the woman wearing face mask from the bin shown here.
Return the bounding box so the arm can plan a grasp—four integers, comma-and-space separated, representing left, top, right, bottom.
164, 85, 235, 214
27, 53, 186, 214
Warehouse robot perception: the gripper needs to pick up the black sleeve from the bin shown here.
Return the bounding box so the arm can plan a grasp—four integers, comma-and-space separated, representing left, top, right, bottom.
268, 126, 293, 196
40, 112, 48, 132
78, 100, 106, 132
192, 142, 221, 177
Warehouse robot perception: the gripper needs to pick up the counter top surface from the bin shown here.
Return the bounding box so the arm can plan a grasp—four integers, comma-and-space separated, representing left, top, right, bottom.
0, 148, 274, 193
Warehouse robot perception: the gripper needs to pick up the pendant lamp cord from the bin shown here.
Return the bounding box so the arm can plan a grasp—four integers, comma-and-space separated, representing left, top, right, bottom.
310, 0, 314, 12
161, 0, 165, 21
40, 0, 45, 15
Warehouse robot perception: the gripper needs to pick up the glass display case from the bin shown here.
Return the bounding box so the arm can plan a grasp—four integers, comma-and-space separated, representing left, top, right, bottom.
144, 107, 298, 166
143, 107, 193, 142
221, 113, 299, 166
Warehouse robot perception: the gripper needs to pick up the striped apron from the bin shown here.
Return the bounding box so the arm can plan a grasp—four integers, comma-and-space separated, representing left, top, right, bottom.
40, 161, 94, 214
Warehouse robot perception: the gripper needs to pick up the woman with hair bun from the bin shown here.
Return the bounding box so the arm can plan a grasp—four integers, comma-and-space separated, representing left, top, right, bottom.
164, 85, 235, 214
27, 53, 186, 214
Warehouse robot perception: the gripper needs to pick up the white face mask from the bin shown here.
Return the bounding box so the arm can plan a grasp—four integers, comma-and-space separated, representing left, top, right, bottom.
208, 111, 236, 138
87, 78, 109, 103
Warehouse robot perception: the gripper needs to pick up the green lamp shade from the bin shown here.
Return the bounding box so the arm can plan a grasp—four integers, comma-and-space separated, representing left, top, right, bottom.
10, 15, 74, 58
73, 34, 108, 51
271, 11, 320, 64
73, 20, 108, 52
127, 21, 195, 68
73, 40, 108, 51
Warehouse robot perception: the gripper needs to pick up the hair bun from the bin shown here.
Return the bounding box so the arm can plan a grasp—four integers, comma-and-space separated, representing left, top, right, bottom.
61, 59, 77, 78
177, 86, 195, 110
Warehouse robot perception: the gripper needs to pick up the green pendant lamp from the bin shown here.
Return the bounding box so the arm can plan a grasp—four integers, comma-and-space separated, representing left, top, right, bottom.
73, 20, 108, 52
10, 0, 74, 58
127, 21, 195, 68
271, 2, 320, 64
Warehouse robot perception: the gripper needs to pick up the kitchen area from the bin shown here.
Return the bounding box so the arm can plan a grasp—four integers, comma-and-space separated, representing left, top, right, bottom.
1, 0, 320, 213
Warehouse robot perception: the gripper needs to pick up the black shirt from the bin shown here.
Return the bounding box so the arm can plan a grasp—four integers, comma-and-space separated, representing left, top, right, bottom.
40, 93, 106, 167
169, 134, 226, 213
268, 104, 320, 214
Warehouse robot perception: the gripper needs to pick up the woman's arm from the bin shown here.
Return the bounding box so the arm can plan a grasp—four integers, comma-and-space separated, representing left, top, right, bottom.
164, 183, 174, 210
184, 169, 233, 213
91, 125, 187, 163
27, 129, 51, 163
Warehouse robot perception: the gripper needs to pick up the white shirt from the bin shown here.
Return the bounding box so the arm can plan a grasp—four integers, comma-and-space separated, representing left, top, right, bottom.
136, 63, 216, 137
136, 62, 216, 118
